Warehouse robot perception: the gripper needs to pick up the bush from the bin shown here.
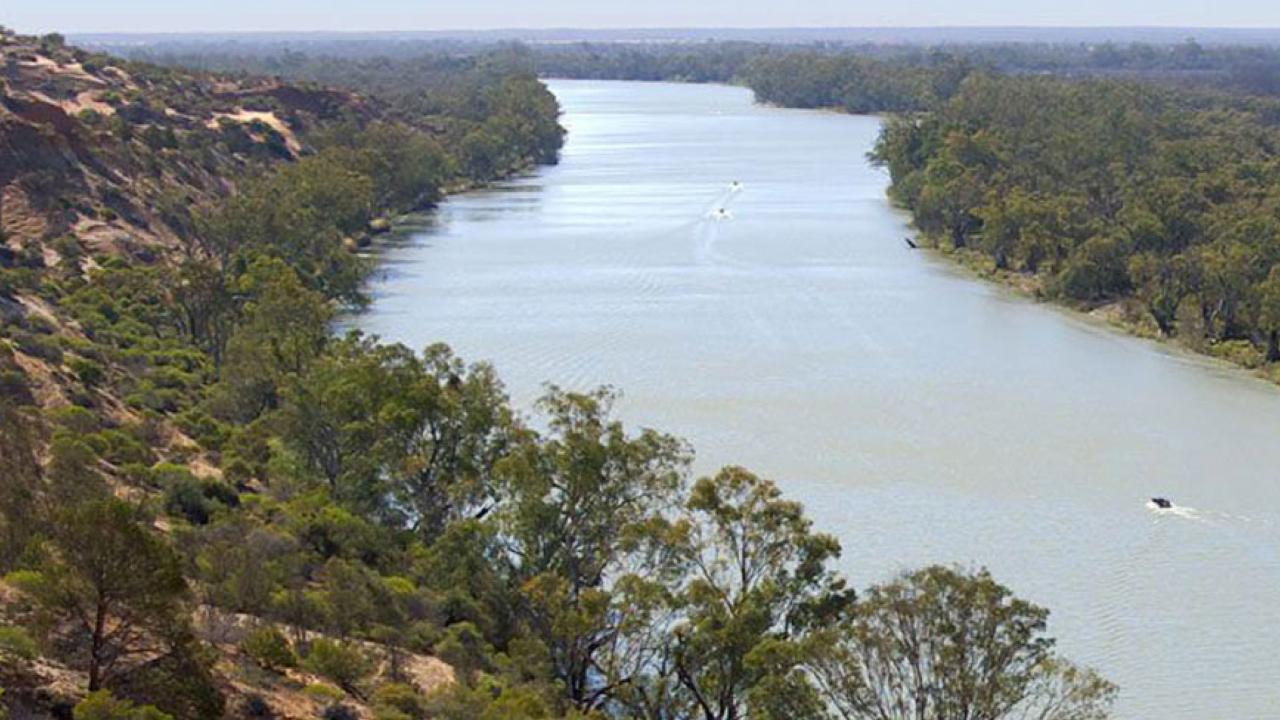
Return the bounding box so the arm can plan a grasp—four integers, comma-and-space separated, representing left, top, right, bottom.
303, 638, 372, 691
49, 405, 100, 433
302, 684, 345, 705
69, 355, 106, 387
372, 683, 426, 720
1209, 339, 1264, 369
163, 474, 238, 525
241, 626, 297, 671
11, 330, 62, 363
0, 625, 37, 659
72, 691, 173, 720
90, 428, 153, 466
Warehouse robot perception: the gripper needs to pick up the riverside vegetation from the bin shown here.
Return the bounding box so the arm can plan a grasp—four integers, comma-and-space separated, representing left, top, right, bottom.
0, 29, 1120, 719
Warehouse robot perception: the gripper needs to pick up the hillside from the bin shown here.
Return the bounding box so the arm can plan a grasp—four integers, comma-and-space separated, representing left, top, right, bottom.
0, 27, 564, 719
1, 31, 373, 253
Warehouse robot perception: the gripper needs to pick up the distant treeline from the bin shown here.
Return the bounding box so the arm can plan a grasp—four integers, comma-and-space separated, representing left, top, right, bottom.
125, 38, 1280, 110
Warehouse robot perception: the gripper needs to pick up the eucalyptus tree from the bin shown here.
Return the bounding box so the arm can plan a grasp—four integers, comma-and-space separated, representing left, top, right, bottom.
802, 566, 1116, 720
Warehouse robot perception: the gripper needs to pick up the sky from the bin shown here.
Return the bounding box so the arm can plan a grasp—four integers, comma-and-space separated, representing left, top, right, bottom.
6, 0, 1280, 34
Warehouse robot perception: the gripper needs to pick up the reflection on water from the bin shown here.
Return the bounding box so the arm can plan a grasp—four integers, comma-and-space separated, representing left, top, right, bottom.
351, 80, 1280, 718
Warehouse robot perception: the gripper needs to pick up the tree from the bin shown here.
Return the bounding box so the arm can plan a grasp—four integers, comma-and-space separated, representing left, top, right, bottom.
1257, 266, 1280, 361
1056, 235, 1131, 301
216, 257, 332, 420
497, 386, 690, 709
802, 566, 1116, 720
18, 499, 189, 691
661, 467, 853, 720
379, 344, 514, 538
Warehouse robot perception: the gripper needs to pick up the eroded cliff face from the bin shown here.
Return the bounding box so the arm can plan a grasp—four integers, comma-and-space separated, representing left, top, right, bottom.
0, 32, 377, 258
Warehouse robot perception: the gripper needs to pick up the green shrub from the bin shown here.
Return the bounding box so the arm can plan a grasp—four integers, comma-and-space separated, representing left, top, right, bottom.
72, 691, 173, 720
93, 427, 154, 466
11, 330, 62, 363
49, 405, 99, 433
372, 683, 426, 720
302, 683, 345, 704
0, 625, 37, 659
1209, 339, 1264, 369
241, 626, 296, 671
303, 638, 371, 691
163, 473, 238, 525
69, 355, 106, 387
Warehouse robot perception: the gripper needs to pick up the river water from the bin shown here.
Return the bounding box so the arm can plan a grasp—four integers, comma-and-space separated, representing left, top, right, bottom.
353, 80, 1280, 718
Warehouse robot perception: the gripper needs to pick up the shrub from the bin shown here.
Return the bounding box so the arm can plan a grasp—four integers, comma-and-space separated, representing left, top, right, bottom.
11, 330, 62, 363
1209, 339, 1264, 369
0, 625, 37, 659
165, 476, 208, 524
302, 684, 345, 704
91, 428, 153, 466
72, 691, 173, 720
69, 355, 106, 387
241, 626, 296, 671
49, 405, 99, 433
372, 683, 426, 720
303, 638, 371, 691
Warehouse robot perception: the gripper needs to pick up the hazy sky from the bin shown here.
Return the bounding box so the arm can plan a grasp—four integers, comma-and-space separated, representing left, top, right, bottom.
7, 0, 1280, 33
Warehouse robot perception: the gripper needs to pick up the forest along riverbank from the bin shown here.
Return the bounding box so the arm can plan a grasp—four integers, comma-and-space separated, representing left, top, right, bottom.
351, 79, 1280, 719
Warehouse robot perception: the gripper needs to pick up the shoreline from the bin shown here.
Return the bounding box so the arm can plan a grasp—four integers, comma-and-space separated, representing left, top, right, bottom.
919, 237, 1280, 387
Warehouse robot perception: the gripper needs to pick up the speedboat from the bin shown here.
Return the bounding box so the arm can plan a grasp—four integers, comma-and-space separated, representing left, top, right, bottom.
1150, 497, 1173, 509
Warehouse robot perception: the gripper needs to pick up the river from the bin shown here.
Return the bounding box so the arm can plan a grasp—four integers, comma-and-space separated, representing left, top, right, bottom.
352, 79, 1280, 718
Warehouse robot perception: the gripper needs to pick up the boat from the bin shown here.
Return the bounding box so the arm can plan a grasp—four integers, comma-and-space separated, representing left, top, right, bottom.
1150, 497, 1173, 509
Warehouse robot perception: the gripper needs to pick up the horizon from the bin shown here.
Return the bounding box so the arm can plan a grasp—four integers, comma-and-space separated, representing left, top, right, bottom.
7, 0, 1280, 35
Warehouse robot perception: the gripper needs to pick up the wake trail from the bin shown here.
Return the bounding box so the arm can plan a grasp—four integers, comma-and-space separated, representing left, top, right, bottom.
696, 182, 747, 267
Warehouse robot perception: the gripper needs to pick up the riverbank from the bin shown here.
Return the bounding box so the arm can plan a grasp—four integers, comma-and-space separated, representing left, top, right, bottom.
919, 237, 1280, 386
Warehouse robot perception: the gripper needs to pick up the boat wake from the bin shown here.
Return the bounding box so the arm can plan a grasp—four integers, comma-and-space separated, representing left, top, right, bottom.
1148, 502, 1206, 522
695, 182, 745, 265
1147, 502, 1253, 524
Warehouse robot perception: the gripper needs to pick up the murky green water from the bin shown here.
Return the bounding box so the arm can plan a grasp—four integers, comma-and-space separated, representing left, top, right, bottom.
353, 80, 1280, 718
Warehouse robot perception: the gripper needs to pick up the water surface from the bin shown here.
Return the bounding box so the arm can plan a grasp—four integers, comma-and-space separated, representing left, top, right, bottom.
354, 80, 1280, 718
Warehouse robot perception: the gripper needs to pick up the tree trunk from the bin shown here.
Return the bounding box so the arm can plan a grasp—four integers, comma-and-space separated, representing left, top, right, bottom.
89, 601, 107, 691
